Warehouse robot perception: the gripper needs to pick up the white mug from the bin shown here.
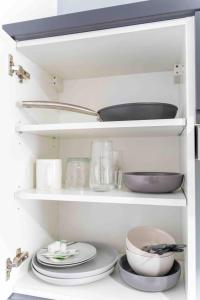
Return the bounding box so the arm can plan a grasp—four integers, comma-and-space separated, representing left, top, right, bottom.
36, 159, 62, 191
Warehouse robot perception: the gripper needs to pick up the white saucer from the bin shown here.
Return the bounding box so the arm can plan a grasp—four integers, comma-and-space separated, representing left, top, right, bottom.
37, 242, 96, 266
37, 255, 96, 268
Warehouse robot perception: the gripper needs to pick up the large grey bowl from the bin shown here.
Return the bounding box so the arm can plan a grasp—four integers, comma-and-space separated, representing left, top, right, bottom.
98, 102, 178, 121
118, 255, 181, 292
123, 172, 184, 193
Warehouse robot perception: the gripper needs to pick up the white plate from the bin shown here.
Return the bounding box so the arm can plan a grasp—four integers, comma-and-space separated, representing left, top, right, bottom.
32, 264, 114, 286
37, 242, 96, 266
32, 242, 118, 279
37, 255, 96, 268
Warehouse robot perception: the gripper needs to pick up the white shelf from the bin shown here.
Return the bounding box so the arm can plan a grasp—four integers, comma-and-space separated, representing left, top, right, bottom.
13, 268, 185, 300
16, 19, 185, 79
16, 189, 186, 207
16, 119, 186, 138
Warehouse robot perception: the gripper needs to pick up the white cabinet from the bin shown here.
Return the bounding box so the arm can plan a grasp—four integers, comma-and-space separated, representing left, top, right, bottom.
1, 17, 196, 300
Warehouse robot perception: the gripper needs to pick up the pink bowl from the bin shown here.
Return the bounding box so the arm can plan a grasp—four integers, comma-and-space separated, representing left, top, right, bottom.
126, 226, 175, 258
126, 248, 174, 277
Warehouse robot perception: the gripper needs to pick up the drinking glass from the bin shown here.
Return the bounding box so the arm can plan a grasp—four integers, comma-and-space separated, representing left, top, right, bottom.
65, 158, 90, 190
113, 150, 123, 189
90, 140, 114, 191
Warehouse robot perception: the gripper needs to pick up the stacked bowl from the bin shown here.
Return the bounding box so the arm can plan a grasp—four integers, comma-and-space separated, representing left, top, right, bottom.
126, 226, 175, 277
119, 226, 181, 292
32, 241, 118, 286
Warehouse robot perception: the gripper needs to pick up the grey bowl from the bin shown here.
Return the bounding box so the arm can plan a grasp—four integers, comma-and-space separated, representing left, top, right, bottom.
123, 172, 184, 193
98, 102, 178, 121
118, 255, 181, 292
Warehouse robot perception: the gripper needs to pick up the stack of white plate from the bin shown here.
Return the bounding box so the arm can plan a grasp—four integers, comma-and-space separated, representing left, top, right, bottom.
32, 242, 118, 286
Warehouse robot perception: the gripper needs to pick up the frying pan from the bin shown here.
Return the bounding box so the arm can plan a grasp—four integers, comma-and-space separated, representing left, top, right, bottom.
20, 101, 178, 121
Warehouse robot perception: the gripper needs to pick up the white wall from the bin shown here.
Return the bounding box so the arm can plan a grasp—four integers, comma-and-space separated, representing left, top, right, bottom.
58, 0, 148, 14
58, 71, 182, 253
0, 0, 56, 23
59, 71, 181, 116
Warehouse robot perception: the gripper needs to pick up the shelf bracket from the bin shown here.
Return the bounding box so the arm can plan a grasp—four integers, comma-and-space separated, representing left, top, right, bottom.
6, 248, 29, 280
174, 64, 184, 84
9, 54, 30, 83
50, 74, 63, 92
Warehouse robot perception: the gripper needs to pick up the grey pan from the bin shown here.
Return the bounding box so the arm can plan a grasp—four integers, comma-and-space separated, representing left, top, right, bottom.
123, 172, 184, 193
118, 255, 181, 292
21, 101, 178, 122
98, 102, 178, 121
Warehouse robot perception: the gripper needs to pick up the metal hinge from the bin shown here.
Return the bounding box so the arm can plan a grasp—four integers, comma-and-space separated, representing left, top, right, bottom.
6, 248, 29, 280
9, 54, 30, 83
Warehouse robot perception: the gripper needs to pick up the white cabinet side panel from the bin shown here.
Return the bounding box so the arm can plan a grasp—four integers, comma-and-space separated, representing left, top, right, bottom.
196, 161, 200, 300
0, 23, 58, 300
180, 18, 196, 300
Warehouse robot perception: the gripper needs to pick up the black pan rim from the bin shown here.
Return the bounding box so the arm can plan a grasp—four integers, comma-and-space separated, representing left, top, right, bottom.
98, 102, 178, 114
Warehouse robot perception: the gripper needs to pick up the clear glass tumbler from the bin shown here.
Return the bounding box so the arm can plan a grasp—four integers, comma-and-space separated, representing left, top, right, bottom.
113, 151, 123, 190
90, 140, 114, 192
65, 158, 90, 190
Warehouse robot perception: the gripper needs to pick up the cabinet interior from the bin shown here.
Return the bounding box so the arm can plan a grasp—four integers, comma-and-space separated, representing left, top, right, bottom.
9, 17, 195, 299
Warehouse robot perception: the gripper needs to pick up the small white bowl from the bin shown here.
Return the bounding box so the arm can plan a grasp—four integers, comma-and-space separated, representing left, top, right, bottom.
126, 226, 175, 258
126, 248, 174, 277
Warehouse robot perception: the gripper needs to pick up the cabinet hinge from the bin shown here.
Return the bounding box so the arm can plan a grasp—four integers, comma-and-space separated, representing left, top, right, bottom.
9, 54, 30, 83
6, 248, 29, 280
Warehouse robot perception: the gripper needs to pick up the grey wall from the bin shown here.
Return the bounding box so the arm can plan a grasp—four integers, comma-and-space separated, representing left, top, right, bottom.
57, 0, 148, 14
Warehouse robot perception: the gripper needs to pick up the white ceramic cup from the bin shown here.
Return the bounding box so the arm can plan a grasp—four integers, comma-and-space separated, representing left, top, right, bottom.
36, 159, 62, 191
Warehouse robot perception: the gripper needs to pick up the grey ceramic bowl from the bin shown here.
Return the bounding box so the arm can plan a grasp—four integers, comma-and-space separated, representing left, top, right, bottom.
123, 172, 184, 193
118, 255, 181, 292
98, 102, 178, 121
